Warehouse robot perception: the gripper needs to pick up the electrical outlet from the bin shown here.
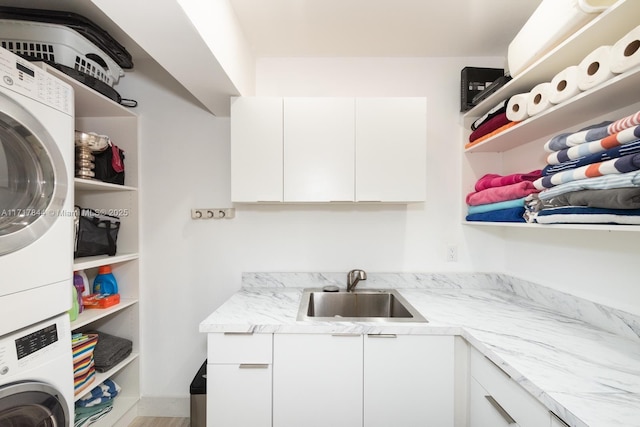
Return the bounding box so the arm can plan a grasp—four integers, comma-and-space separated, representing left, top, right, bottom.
191, 208, 235, 220
446, 245, 458, 262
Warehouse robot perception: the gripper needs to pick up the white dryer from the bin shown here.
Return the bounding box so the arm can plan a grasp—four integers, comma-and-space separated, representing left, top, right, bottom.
0, 313, 73, 426
0, 47, 74, 336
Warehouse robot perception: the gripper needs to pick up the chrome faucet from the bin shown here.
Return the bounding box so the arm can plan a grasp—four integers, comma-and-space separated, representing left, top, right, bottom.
347, 269, 367, 292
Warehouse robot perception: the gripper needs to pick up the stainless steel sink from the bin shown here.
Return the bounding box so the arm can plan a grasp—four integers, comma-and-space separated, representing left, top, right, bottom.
297, 289, 427, 322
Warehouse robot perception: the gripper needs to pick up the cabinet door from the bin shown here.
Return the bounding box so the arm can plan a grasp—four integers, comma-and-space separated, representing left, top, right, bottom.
207, 363, 272, 427
355, 97, 426, 202
231, 97, 283, 202
284, 98, 355, 202
364, 334, 454, 427
273, 333, 363, 427
469, 377, 519, 427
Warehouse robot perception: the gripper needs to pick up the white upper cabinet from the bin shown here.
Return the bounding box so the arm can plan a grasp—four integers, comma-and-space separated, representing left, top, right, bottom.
230, 97, 427, 203
231, 97, 283, 202
284, 97, 356, 202
356, 97, 427, 202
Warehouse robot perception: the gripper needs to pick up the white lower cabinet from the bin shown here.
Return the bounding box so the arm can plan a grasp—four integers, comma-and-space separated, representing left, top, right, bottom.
207, 333, 273, 427
273, 333, 363, 427
364, 334, 454, 427
469, 348, 552, 427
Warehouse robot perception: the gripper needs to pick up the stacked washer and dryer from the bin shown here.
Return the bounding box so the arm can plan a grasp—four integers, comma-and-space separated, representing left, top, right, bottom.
0, 47, 75, 426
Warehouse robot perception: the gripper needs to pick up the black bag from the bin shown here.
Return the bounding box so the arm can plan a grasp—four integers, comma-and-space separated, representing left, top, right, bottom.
74, 206, 121, 258
93, 143, 125, 185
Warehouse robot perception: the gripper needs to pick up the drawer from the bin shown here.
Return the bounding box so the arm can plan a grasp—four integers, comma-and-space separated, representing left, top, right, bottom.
208, 332, 273, 364
470, 348, 550, 427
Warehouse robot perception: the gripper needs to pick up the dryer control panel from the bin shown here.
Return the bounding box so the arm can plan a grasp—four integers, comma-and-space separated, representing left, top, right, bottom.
0, 47, 72, 115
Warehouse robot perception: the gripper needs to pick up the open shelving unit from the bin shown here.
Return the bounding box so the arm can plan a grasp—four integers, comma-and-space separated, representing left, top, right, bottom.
461, 0, 640, 231
41, 63, 142, 427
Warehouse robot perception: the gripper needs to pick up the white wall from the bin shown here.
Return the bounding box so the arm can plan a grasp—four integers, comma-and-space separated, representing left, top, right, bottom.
116, 55, 506, 412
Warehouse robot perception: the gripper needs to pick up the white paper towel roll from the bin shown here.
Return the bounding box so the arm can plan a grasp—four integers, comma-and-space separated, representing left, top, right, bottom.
527, 83, 553, 116
549, 66, 581, 104
610, 24, 640, 74
577, 45, 616, 91
506, 93, 530, 122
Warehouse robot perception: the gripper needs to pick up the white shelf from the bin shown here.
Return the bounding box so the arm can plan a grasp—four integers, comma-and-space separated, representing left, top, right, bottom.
74, 253, 139, 270
75, 178, 137, 192
74, 352, 139, 402
463, 221, 640, 232
465, 66, 640, 153
463, 0, 640, 120
71, 299, 138, 330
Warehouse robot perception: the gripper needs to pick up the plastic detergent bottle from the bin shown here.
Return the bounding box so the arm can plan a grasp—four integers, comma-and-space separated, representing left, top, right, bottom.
77, 270, 90, 296
72, 272, 85, 313
69, 284, 79, 322
93, 265, 119, 295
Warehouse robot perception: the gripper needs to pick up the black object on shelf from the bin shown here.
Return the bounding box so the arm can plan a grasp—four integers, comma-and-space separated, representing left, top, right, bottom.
0, 6, 133, 69
472, 74, 512, 105
460, 67, 505, 112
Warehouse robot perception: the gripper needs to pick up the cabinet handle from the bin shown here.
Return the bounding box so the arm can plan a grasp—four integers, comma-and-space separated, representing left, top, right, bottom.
224, 331, 253, 335
331, 333, 361, 337
485, 395, 516, 424
239, 364, 269, 369
550, 412, 570, 426
367, 334, 397, 338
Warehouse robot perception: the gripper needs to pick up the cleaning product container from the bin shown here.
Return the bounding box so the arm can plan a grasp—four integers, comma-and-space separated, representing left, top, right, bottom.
93, 265, 118, 295
507, 0, 617, 77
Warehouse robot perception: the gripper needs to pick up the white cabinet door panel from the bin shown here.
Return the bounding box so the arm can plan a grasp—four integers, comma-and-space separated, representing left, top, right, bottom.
273, 333, 363, 427
207, 363, 272, 427
231, 97, 283, 202
469, 376, 519, 427
364, 334, 454, 427
356, 97, 426, 202
284, 98, 355, 202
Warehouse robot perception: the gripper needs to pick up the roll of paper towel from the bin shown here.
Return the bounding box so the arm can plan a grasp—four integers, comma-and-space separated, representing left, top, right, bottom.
506, 93, 530, 122
610, 24, 640, 74
577, 45, 616, 91
549, 66, 581, 104
527, 83, 553, 116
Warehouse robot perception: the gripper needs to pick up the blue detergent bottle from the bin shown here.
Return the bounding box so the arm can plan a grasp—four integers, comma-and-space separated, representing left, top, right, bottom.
93, 265, 119, 295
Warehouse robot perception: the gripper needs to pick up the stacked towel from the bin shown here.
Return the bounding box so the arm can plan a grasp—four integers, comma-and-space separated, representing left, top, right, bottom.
465, 170, 542, 223
466, 97, 521, 149
89, 330, 133, 372
72, 334, 98, 397
74, 379, 121, 427
526, 110, 640, 225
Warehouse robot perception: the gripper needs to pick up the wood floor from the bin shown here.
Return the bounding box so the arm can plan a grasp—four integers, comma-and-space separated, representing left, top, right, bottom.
129, 417, 190, 427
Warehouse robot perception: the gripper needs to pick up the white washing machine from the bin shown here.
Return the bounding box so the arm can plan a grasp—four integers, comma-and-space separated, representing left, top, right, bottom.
0, 313, 73, 426
0, 47, 74, 336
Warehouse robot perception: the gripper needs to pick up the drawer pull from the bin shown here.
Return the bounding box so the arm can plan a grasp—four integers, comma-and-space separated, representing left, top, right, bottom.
551, 412, 570, 426
239, 364, 269, 369
224, 331, 253, 335
331, 333, 361, 337
367, 334, 397, 338
485, 395, 516, 424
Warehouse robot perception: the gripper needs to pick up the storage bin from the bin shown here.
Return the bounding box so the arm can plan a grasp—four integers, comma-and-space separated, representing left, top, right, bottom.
460, 67, 504, 112
508, 0, 616, 77
190, 361, 207, 427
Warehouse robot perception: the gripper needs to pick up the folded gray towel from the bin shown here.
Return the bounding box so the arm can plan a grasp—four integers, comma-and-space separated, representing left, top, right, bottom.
89, 331, 132, 373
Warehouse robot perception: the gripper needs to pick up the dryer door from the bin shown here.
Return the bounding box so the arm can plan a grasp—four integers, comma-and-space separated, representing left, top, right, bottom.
0, 90, 68, 256
0, 382, 69, 426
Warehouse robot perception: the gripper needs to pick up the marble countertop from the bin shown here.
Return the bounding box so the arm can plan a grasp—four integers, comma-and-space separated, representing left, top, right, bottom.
199, 273, 640, 427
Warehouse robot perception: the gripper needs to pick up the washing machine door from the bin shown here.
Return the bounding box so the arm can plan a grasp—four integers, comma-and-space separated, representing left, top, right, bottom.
0, 90, 68, 256
0, 382, 69, 426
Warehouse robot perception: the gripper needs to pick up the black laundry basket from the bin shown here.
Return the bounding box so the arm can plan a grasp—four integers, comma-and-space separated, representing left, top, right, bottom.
190, 361, 207, 427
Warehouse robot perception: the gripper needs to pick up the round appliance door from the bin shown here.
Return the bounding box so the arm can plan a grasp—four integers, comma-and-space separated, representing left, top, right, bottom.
0, 90, 68, 256
0, 382, 69, 427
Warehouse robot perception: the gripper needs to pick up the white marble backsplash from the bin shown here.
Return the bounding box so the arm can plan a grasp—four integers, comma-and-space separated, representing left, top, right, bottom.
241, 272, 640, 341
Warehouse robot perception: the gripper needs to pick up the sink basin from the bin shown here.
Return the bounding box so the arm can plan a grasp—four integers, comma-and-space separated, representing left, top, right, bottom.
297, 289, 427, 322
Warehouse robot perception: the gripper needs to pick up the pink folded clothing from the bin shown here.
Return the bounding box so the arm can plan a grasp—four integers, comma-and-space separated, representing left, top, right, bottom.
466, 181, 541, 206
474, 170, 542, 191
469, 112, 511, 143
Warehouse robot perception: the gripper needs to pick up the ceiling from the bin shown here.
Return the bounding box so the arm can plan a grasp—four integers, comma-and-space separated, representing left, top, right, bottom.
229, 0, 543, 58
